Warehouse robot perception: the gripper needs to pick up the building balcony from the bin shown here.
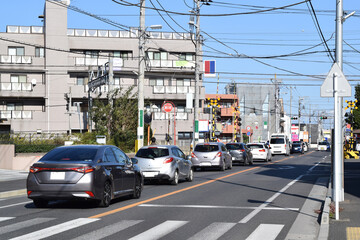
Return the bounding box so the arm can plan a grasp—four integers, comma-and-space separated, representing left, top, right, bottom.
148, 60, 195, 69
221, 108, 239, 117
221, 124, 241, 134
0, 83, 46, 97
0, 110, 32, 120
0, 55, 32, 64
153, 112, 188, 120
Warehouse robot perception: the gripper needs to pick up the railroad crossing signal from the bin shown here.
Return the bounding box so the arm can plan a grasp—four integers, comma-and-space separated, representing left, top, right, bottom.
345, 100, 358, 110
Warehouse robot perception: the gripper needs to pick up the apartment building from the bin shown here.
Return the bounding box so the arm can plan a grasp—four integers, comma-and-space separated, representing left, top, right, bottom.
0, 0, 206, 146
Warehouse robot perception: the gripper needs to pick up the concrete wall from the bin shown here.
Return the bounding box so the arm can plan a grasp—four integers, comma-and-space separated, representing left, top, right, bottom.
0, 145, 44, 171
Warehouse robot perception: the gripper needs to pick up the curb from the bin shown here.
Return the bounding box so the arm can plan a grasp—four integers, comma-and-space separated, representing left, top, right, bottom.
317, 178, 332, 240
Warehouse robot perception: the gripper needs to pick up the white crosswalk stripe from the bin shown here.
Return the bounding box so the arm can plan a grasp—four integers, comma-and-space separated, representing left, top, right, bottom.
71, 220, 143, 240
0, 217, 285, 240
0, 218, 55, 235
128, 220, 188, 240
188, 222, 237, 240
9, 218, 100, 240
245, 224, 284, 240
0, 217, 14, 222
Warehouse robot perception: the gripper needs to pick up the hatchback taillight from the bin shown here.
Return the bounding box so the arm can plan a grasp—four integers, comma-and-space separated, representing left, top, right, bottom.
259, 149, 265, 152
239, 149, 245, 152
214, 152, 222, 159
163, 157, 174, 164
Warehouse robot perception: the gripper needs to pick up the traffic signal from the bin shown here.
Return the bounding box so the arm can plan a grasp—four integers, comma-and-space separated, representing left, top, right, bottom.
237, 116, 242, 126
291, 117, 298, 120
320, 116, 328, 119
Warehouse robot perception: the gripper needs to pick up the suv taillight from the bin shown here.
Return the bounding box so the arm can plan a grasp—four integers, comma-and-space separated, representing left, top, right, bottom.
259, 149, 265, 152
191, 152, 196, 158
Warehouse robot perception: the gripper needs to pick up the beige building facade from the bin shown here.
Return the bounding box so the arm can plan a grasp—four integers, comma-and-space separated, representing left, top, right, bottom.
0, 0, 206, 147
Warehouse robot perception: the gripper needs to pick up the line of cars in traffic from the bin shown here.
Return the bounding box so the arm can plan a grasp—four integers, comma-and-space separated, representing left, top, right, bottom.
26, 141, 273, 208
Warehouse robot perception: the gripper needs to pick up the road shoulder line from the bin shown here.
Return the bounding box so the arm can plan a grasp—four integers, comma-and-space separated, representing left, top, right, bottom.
285, 177, 329, 240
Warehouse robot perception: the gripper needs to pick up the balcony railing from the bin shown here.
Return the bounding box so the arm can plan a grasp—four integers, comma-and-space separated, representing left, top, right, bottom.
0, 55, 32, 64
5, 26, 193, 40
153, 86, 195, 94
153, 112, 188, 120
6, 26, 43, 34
67, 28, 192, 40
0, 110, 32, 119
149, 60, 195, 69
0, 83, 32, 91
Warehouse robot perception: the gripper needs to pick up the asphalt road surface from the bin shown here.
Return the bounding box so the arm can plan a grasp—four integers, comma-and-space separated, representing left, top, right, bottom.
0, 150, 331, 240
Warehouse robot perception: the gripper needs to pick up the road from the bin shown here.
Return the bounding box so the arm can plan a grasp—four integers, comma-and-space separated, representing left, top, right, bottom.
0, 150, 331, 240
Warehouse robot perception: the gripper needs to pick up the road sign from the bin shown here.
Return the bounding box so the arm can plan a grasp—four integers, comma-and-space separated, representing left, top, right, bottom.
246, 131, 251, 136
246, 126, 251, 131
162, 102, 173, 112
321, 63, 351, 97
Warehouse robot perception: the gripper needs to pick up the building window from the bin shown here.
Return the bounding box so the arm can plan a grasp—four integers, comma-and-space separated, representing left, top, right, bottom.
35, 47, 45, 57
8, 47, 24, 56
76, 77, 85, 85
85, 51, 99, 58
149, 78, 164, 86
113, 51, 132, 59
7, 103, 22, 111
178, 132, 192, 139
178, 53, 193, 61
176, 79, 191, 86
146, 51, 167, 60
11, 75, 27, 83
177, 105, 185, 113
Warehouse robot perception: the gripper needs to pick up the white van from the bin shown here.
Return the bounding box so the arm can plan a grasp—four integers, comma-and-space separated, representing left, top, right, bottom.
270, 134, 290, 156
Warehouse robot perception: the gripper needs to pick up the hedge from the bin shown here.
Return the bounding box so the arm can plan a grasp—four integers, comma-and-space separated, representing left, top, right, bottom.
15, 144, 62, 153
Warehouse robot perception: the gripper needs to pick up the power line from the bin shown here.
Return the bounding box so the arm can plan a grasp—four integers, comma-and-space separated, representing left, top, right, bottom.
112, 0, 311, 17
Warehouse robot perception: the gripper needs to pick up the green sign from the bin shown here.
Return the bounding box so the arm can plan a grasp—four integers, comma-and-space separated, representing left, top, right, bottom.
139, 110, 143, 127
195, 120, 199, 132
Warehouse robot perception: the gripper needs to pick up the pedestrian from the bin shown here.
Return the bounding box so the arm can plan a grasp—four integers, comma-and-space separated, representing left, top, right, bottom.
150, 137, 156, 145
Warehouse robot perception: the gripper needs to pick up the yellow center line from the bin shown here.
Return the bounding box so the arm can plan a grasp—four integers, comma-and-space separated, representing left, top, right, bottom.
88, 155, 296, 219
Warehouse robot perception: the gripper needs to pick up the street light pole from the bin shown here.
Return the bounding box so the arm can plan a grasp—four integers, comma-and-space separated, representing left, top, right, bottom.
137, 0, 145, 151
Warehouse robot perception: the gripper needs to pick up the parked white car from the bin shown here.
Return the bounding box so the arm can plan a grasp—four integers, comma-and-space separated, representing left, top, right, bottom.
247, 143, 272, 162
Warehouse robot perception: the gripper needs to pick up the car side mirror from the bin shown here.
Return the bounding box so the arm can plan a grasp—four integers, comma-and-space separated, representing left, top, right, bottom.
131, 158, 138, 164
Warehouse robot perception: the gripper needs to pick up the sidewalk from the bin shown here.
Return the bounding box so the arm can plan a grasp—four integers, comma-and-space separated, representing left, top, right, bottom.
321, 158, 360, 240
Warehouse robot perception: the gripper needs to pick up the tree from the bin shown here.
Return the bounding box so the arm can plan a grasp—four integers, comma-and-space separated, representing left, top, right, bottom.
346, 84, 360, 129
91, 86, 138, 151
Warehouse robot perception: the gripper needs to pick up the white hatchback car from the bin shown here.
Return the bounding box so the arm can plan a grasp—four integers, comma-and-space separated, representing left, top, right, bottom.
247, 143, 272, 162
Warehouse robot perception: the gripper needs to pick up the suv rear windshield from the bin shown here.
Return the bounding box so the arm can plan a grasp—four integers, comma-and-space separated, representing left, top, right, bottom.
136, 148, 169, 158
270, 138, 285, 144
194, 144, 219, 152
41, 147, 98, 162
319, 142, 328, 145
247, 144, 263, 149
226, 144, 244, 150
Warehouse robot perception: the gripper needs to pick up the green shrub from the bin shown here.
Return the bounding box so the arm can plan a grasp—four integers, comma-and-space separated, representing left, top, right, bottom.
15, 144, 61, 153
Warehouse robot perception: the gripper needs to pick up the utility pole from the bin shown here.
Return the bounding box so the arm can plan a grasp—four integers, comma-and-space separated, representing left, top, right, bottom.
298, 97, 301, 139
290, 86, 292, 120
69, 87, 72, 135
137, 0, 145, 151
192, 0, 201, 148
274, 75, 279, 133
334, 0, 344, 219
309, 104, 312, 144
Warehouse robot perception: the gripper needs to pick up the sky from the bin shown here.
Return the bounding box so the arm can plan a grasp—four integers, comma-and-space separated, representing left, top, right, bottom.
1, 0, 360, 129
